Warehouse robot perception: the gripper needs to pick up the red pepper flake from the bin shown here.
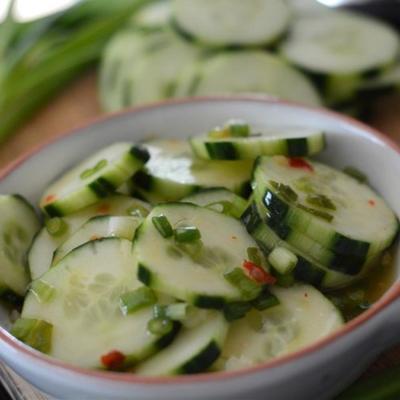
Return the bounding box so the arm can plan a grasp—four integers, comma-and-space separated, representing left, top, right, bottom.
242, 260, 276, 285
288, 158, 314, 172
90, 235, 101, 241
44, 194, 56, 204
304, 292, 308, 298
231, 235, 237, 240
101, 350, 125, 370
368, 199, 376, 207
97, 203, 111, 214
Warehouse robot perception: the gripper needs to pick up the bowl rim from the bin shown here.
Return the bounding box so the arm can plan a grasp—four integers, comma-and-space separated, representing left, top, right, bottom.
1, 95, 399, 385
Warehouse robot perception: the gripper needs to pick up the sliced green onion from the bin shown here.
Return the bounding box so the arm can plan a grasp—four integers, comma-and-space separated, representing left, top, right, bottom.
247, 247, 262, 266
223, 301, 252, 322
294, 177, 315, 194
152, 214, 173, 238
275, 272, 295, 288
298, 204, 334, 222
174, 226, 201, 243
147, 317, 173, 335
93, 158, 108, 172
268, 247, 297, 275
11, 318, 53, 354
226, 119, 250, 137
119, 287, 157, 315
224, 268, 262, 300
343, 166, 368, 184
269, 181, 298, 203
252, 288, 280, 311
306, 194, 336, 210
30, 280, 56, 303
154, 303, 190, 321
80, 167, 96, 180
45, 217, 68, 237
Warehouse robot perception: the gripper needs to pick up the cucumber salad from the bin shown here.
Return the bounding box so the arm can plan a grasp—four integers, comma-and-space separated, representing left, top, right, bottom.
4, 120, 399, 376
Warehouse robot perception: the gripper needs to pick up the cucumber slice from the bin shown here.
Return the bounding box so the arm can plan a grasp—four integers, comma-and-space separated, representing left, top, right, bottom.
134, 0, 172, 29
131, 139, 252, 203
134, 203, 263, 307
216, 284, 343, 371
281, 13, 400, 75
28, 195, 151, 280
21, 238, 178, 368
253, 186, 379, 275
136, 310, 227, 375
242, 202, 355, 289
0, 195, 40, 297
175, 51, 322, 107
99, 30, 143, 112
128, 29, 202, 105
52, 215, 142, 265
172, 0, 291, 47
253, 156, 399, 266
182, 188, 247, 219
40, 142, 149, 217
190, 126, 326, 160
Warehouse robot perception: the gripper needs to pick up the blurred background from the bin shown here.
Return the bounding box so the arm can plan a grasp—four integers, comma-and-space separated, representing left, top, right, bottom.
0, 1, 400, 398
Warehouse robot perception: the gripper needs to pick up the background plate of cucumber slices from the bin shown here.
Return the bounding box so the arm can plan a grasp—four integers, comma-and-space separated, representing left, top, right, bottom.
0, 97, 399, 400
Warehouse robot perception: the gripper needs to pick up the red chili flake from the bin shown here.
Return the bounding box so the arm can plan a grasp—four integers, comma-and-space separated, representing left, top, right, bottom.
368, 199, 376, 206
90, 235, 101, 241
44, 194, 56, 204
304, 292, 309, 298
242, 260, 276, 285
97, 203, 111, 214
288, 158, 314, 172
101, 350, 125, 370
231, 236, 237, 240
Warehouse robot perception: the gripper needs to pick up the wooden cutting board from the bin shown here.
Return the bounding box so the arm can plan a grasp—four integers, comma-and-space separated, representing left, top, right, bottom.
1, 71, 400, 398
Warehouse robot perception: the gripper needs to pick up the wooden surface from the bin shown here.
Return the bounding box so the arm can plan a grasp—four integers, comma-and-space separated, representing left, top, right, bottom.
1, 72, 400, 397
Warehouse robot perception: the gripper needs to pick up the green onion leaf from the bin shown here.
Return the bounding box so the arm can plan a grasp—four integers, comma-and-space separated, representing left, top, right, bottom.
247, 247, 262, 266
11, 318, 53, 354
45, 217, 68, 237
120, 287, 156, 315
224, 268, 262, 300
306, 194, 336, 210
152, 214, 173, 238
223, 301, 252, 322
298, 204, 334, 222
226, 119, 250, 137
269, 181, 298, 203
252, 287, 280, 311
174, 226, 201, 243
343, 166, 368, 184
147, 317, 173, 335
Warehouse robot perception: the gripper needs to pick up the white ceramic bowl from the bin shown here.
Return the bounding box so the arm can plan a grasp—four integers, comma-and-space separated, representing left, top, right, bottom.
0, 97, 399, 400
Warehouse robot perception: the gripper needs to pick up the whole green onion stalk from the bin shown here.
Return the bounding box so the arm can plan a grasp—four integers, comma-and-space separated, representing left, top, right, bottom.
0, 0, 152, 143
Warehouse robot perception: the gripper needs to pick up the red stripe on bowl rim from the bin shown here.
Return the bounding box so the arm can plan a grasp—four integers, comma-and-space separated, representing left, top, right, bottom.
1, 96, 399, 385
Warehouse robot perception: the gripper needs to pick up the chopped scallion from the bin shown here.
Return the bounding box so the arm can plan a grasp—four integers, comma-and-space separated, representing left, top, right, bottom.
152, 214, 173, 238
269, 181, 298, 203
120, 287, 157, 315
298, 204, 334, 222
224, 267, 262, 300
45, 217, 68, 237
252, 287, 280, 311
223, 301, 252, 322
147, 317, 173, 335
247, 247, 262, 266
306, 194, 336, 210
226, 119, 250, 137
174, 226, 201, 243
343, 166, 368, 183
